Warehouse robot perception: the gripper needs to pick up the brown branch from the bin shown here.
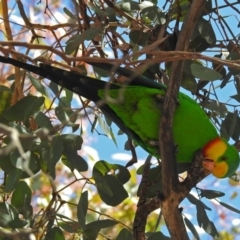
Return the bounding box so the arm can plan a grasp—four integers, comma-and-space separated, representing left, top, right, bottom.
1, 0, 23, 102
133, 157, 152, 240
159, 0, 208, 239
133, 151, 210, 239
1, 43, 239, 71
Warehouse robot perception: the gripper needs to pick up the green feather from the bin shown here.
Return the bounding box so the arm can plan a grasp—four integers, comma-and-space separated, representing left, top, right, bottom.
0, 56, 239, 177
100, 86, 218, 162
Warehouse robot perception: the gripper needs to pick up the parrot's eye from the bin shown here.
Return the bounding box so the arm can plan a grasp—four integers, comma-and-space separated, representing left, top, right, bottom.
221, 156, 228, 161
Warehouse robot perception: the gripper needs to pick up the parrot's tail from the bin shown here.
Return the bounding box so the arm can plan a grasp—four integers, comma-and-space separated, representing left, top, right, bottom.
0, 56, 117, 103
0, 55, 156, 151
0, 56, 165, 94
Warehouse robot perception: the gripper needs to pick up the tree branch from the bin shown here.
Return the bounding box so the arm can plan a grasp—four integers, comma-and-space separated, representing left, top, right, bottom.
133, 151, 210, 239
160, 0, 208, 239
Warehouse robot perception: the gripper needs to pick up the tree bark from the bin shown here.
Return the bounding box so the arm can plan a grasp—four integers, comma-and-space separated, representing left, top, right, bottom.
160, 0, 208, 239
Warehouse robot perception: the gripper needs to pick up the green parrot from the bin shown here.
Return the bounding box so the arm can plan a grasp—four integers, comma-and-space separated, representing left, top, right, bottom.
0, 56, 239, 178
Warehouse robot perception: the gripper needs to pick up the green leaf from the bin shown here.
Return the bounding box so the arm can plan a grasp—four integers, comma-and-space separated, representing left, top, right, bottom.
95, 174, 128, 206
48, 136, 64, 178
138, 1, 154, 10
65, 90, 73, 106
82, 227, 99, 240
0, 202, 15, 227
5, 168, 22, 193
85, 219, 118, 229
203, 220, 219, 238
109, 126, 118, 146
87, 4, 109, 18
104, 115, 112, 127
118, 0, 139, 12
28, 73, 49, 96
92, 160, 130, 205
141, 6, 165, 24
187, 194, 211, 211
184, 217, 200, 240
10, 151, 40, 178
129, 30, 150, 46
55, 106, 78, 128
34, 111, 53, 129
197, 18, 216, 45
200, 189, 225, 199
97, 115, 117, 146
196, 202, 218, 238
61, 134, 83, 150
11, 181, 32, 213
59, 221, 81, 233
8, 216, 28, 228
45, 227, 65, 240
190, 18, 216, 52
93, 160, 130, 184
93, 172, 113, 197
65, 27, 102, 54
116, 228, 134, 240
4, 96, 44, 121
77, 191, 88, 229
0, 155, 15, 174
57, 213, 77, 222
220, 111, 240, 142
219, 201, 240, 214
55, 106, 70, 124
0, 202, 27, 228
63, 7, 77, 20
49, 81, 60, 96
230, 94, 240, 103
191, 63, 222, 80
202, 100, 228, 118
58, 96, 71, 108
62, 142, 88, 173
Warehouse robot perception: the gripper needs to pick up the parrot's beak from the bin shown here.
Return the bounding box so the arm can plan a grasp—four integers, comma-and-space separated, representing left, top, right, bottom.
202, 158, 215, 171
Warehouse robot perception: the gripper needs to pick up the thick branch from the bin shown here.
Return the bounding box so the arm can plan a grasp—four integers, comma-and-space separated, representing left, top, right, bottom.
133, 151, 211, 239
160, 0, 207, 239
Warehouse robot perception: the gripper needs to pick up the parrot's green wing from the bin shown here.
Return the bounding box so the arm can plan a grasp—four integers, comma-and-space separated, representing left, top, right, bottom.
101, 85, 219, 161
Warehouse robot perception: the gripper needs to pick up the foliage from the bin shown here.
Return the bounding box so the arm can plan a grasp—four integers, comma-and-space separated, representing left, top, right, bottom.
0, 0, 240, 239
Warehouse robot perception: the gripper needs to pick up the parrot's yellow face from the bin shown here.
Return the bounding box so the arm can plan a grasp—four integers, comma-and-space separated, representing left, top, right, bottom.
202, 137, 239, 178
